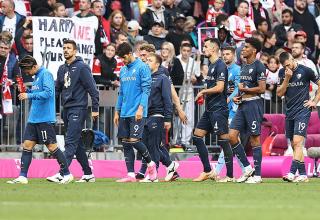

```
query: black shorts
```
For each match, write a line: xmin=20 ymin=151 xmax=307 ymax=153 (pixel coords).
xmin=230 ymin=99 xmax=263 ymax=135
xmin=118 ymin=117 xmax=145 ymax=139
xmin=286 ymin=114 xmax=310 ymax=140
xmin=196 ymin=110 xmax=229 ymax=135
xmin=23 ymin=122 xmax=57 ymax=145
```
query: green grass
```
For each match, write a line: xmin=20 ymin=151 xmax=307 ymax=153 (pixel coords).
xmin=0 ymin=178 xmax=319 ymax=220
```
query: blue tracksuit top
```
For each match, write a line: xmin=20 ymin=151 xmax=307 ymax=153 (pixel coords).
xmin=227 ymin=63 xmax=240 ymax=119
xmin=27 ymin=66 xmax=56 ymax=123
xmin=148 ymin=66 xmax=172 ymax=122
xmin=116 ymin=58 xmax=151 ymax=118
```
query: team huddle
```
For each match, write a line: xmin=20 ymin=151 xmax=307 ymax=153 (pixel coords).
xmin=6 ymin=36 xmax=320 ymax=184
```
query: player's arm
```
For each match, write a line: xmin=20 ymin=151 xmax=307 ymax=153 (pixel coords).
xmin=162 ymin=77 xmax=173 ymax=130
xmin=239 ymin=80 xmax=266 ymax=94
xmin=171 ymin=84 xmax=188 ymax=124
xmin=304 ymin=68 xmax=320 ymax=108
xmin=196 ymin=63 xmax=227 ymax=99
xmin=136 ymin=64 xmax=152 ymax=120
xmin=79 ymin=66 xmax=99 ymax=118
xmin=114 ymin=69 xmax=124 ymax=126
xmin=23 ymin=72 xmax=54 ymax=100
xmin=277 ymin=68 xmax=291 ymax=97
xmin=228 ymin=73 xmax=240 ymax=103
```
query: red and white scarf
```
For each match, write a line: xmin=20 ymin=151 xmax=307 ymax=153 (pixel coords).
xmin=1 ymin=55 xmax=13 ymax=115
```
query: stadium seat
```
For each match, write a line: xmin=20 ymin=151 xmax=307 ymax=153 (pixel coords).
xmin=263 ymin=112 xmax=320 ymax=155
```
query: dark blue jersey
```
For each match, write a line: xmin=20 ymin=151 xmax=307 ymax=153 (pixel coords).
xmin=278 ymin=64 xmax=319 ymax=119
xmin=239 ymin=60 xmax=266 ymax=89
xmin=205 ymin=58 xmax=228 ymax=112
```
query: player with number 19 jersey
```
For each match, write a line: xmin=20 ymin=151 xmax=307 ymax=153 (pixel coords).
xmin=278 ymin=64 xmax=319 ymax=139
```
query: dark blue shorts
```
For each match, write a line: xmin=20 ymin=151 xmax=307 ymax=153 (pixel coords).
xmin=230 ymin=99 xmax=263 ymax=135
xmin=118 ymin=117 xmax=145 ymax=139
xmin=23 ymin=122 xmax=57 ymax=145
xmin=286 ymin=114 xmax=310 ymax=140
xmin=196 ymin=110 xmax=229 ymax=135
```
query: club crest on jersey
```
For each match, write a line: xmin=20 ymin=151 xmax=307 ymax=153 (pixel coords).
xmin=297 ymin=73 xmax=301 ymax=79
xmin=249 ymin=68 xmax=253 ymax=74
xmin=211 ymin=68 xmax=215 ymax=73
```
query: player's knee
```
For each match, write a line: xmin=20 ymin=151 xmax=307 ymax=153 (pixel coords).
xmin=249 ymin=136 xmax=260 ymax=147
xmin=46 ymin=144 xmax=58 ymax=152
xmin=23 ymin=141 xmax=35 ymax=150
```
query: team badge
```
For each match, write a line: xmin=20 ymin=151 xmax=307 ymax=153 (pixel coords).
xmin=249 ymin=68 xmax=253 ymax=73
xmin=297 ymin=74 xmax=301 ymax=79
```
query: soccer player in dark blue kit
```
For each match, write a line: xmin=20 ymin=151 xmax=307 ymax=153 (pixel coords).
xmin=138 ymin=53 xmax=174 ymax=182
xmin=192 ymin=38 xmax=234 ymax=182
xmin=7 ymin=55 xmax=72 ymax=184
xmin=114 ymin=42 xmax=157 ymax=182
xmin=278 ymin=52 xmax=320 ymax=183
xmin=229 ymin=37 xmax=266 ymax=184
xmin=47 ymin=40 xmax=99 ymax=183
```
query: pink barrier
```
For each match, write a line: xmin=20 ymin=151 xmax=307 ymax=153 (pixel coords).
xmin=0 ymin=157 xmax=318 ymax=178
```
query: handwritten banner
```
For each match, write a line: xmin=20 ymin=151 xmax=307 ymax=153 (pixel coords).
xmin=33 ymin=17 xmax=95 ymax=79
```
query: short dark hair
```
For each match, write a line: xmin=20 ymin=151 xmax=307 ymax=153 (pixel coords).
xmin=63 ymin=39 xmax=77 ymax=50
xmin=245 ymin=37 xmax=262 ymax=53
xmin=204 ymin=38 xmax=220 ymax=48
xmin=238 ymin=0 xmax=249 ymax=7
xmin=92 ymin=0 xmax=103 ymax=8
xmin=116 ymin=42 xmax=132 ymax=58
xmin=115 ymin=31 xmax=127 ymax=40
xmin=222 ymin=46 xmax=235 ymax=54
xmin=282 ymin=8 xmax=293 ymax=16
xmin=257 ymin=18 xmax=268 ymax=26
xmin=279 ymin=52 xmax=292 ymax=65
xmin=24 ymin=34 xmax=33 ymax=40
xmin=180 ymin=43 xmax=192 ymax=49
xmin=216 ymin=14 xmax=229 ymax=26
xmin=293 ymin=41 xmax=306 ymax=48
xmin=149 ymin=53 xmax=162 ymax=65
xmin=19 ymin=55 xmax=37 ymax=69
xmin=268 ymin=55 xmax=279 ymax=64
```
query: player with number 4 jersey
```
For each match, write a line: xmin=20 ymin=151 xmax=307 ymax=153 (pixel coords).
xmin=278 ymin=52 xmax=320 ymax=183
xmin=192 ymin=38 xmax=234 ymax=183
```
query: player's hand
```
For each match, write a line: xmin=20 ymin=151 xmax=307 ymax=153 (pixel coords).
xmin=92 ymin=111 xmax=99 ymax=120
xmin=238 ymin=83 xmax=246 ymax=92
xmin=303 ymin=100 xmax=316 ymax=109
xmin=135 ymin=106 xmax=143 ymax=121
xmin=18 ymin=93 xmax=28 ymax=100
xmin=114 ymin=111 xmax=119 ymax=126
xmin=178 ymin=109 xmax=188 ymax=124
xmin=195 ymin=90 xmax=204 ymax=102
xmin=191 ymin=75 xmax=197 ymax=84
xmin=164 ymin=122 xmax=171 ymax=130
xmin=285 ymin=68 xmax=293 ymax=79
xmin=233 ymin=96 xmax=241 ymax=104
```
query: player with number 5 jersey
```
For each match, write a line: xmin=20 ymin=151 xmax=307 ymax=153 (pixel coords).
xmin=229 ymin=37 xmax=266 ymax=184
xmin=278 ymin=52 xmax=320 ymax=183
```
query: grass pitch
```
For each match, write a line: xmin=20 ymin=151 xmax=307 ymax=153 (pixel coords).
xmin=0 ymin=178 xmax=319 ymax=220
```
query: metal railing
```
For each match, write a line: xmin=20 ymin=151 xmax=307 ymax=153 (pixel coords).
xmin=0 ymin=84 xmax=286 ymax=151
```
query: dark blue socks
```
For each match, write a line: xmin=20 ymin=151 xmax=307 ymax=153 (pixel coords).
xmin=232 ymin=143 xmax=250 ymax=167
xmin=20 ymin=149 xmax=32 ymax=177
xmin=252 ymin=146 xmax=262 ymax=176
xmin=123 ymin=141 xmax=135 ymax=173
xmin=52 ymin=148 xmax=70 ymax=176
xmin=193 ymin=135 xmax=211 ymax=173
xmin=219 ymin=139 xmax=233 ymax=178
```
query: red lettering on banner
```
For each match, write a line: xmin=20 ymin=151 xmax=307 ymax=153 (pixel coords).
xmin=73 ymin=25 xmax=91 ymax=40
